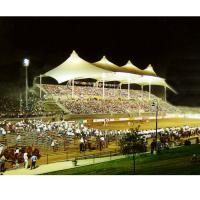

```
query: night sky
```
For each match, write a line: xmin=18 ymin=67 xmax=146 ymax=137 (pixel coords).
xmin=0 ymin=17 xmax=200 ymax=106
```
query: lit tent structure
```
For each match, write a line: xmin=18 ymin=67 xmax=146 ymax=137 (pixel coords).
xmin=44 ymin=51 xmax=110 ymax=83
xmin=44 ymin=51 xmax=111 ymax=98
xmin=120 ymin=61 xmax=177 ymax=98
xmin=143 ymin=64 xmax=157 ymax=76
xmin=92 ymin=56 xmax=177 ymax=99
xmin=93 ymin=56 xmax=123 ymax=72
xmin=120 ymin=60 xmax=144 ymax=75
xmin=92 ymin=56 xmax=141 ymax=98
xmin=134 ymin=75 xmax=177 ymax=100
xmin=43 ymin=50 xmax=177 ymax=100
xmin=93 ymin=56 xmax=153 ymax=76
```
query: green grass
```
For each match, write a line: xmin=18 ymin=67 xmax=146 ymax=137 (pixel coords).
xmin=43 ymin=144 xmax=200 ymax=175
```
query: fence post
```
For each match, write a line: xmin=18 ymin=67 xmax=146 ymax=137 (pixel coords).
xmin=93 ymin=154 xmax=95 ymax=164
xmin=133 ymin=153 xmax=136 ymax=174
xmin=47 ymin=154 xmax=48 ymax=164
xmin=66 ymin=151 xmax=68 ymax=161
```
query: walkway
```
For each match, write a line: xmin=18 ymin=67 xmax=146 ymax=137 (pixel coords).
xmin=3 ymin=154 xmax=126 ymax=175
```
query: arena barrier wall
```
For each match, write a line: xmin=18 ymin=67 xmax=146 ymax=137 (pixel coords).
xmin=86 ymin=113 xmax=200 ymax=124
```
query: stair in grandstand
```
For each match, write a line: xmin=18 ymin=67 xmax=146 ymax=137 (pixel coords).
xmin=41 ymin=100 xmax=69 ymax=114
xmin=35 ymin=83 xmax=48 ymax=94
xmin=34 ymin=84 xmax=70 ymax=114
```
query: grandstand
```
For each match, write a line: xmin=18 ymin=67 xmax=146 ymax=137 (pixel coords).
xmin=0 ymin=50 xmax=180 ymax=119
xmin=34 ymin=84 xmax=179 ymax=116
xmin=30 ymin=50 xmax=179 ymax=118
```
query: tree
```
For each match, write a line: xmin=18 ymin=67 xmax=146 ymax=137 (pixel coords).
xmin=120 ymin=128 xmax=146 ymax=174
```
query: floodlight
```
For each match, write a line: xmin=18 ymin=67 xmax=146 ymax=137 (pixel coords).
xmin=23 ymin=58 xmax=30 ymax=67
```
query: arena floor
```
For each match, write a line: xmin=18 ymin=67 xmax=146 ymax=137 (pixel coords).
xmin=88 ymin=117 xmax=200 ymax=130
xmin=4 ymin=117 xmax=200 ymax=170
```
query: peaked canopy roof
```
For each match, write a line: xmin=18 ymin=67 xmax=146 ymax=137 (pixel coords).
xmin=93 ymin=56 xmax=123 ymax=72
xmin=93 ymin=57 xmax=157 ymax=76
xmin=44 ymin=51 xmax=110 ymax=83
xmin=120 ymin=60 xmax=144 ymax=75
xmin=143 ymin=64 xmax=157 ymax=76
xmin=43 ymin=50 xmax=177 ymax=94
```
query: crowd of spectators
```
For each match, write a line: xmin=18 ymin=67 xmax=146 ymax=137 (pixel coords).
xmin=0 ymin=97 xmax=20 ymax=118
xmin=0 ymin=84 xmax=179 ymax=118
xmin=41 ymin=84 xmax=179 ymax=115
xmin=0 ymin=94 xmax=56 ymax=118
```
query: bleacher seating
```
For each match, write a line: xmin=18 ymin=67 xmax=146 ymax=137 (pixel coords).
xmin=40 ymin=84 xmax=180 ymax=114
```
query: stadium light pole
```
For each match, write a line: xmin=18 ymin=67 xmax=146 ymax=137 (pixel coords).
xmin=152 ymin=99 xmax=158 ymax=152
xmin=23 ymin=58 xmax=30 ymax=111
xmin=39 ymin=74 xmax=42 ymax=99
xmin=19 ymin=93 xmax=22 ymax=113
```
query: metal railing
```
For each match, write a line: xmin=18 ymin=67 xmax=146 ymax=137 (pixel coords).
xmin=38 ymin=149 xmax=121 ymax=165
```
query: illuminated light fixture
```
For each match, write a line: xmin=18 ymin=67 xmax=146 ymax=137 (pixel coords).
xmin=22 ymin=58 xmax=30 ymax=111
xmin=23 ymin=58 xmax=30 ymax=67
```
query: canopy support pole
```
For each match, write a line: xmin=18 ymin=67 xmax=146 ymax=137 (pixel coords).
xmin=119 ymin=83 xmax=122 ymax=97
xmin=149 ymin=82 xmax=151 ymax=100
xmin=72 ymin=79 xmax=74 ymax=98
xmin=39 ymin=74 xmax=42 ymax=99
xmin=19 ymin=93 xmax=22 ymax=113
xmin=103 ymin=78 xmax=105 ymax=99
xmin=128 ymin=81 xmax=130 ymax=100
xmin=164 ymin=86 xmax=167 ymax=102
xmin=141 ymin=85 xmax=144 ymax=99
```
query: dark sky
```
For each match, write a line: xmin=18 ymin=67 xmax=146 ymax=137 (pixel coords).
xmin=0 ymin=17 xmax=200 ymax=106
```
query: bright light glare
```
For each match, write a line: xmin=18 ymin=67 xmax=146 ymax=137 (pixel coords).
xmin=23 ymin=58 xmax=30 ymax=67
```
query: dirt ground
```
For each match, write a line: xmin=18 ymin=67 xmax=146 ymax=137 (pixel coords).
xmin=4 ymin=117 xmax=200 ymax=169
xmin=88 ymin=117 xmax=200 ymax=130
xmin=4 ymin=139 xmax=120 ymax=169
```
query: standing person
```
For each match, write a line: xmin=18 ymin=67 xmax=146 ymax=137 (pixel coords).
xmin=84 ymin=138 xmax=87 ymax=151
xmin=79 ymin=137 xmax=84 ymax=152
xmin=150 ymin=141 xmax=155 ymax=154
xmin=100 ymin=136 xmax=105 ymax=151
xmin=30 ymin=154 xmax=37 ymax=170
xmin=51 ymin=140 xmax=55 ymax=152
xmin=23 ymin=152 xmax=29 ymax=169
xmin=0 ymin=154 xmax=6 ymax=173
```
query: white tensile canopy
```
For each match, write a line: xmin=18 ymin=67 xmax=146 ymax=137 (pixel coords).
xmin=134 ymin=75 xmax=177 ymax=93
xmin=43 ymin=50 xmax=177 ymax=97
xmin=44 ymin=51 xmax=111 ymax=84
xmin=93 ymin=56 xmax=124 ymax=72
xmin=120 ymin=60 xmax=148 ymax=75
xmin=143 ymin=64 xmax=157 ymax=76
xmin=93 ymin=56 xmax=156 ymax=76
xmin=92 ymin=57 xmax=143 ymax=84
